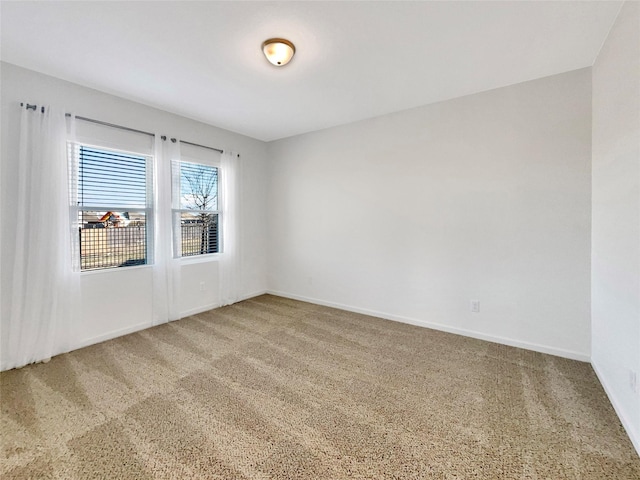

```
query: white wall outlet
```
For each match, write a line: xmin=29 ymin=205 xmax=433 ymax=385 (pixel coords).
xmin=199 ymin=281 xmax=206 ymax=292
xmin=471 ymin=300 xmax=480 ymax=313
xmin=630 ymin=371 xmax=638 ymax=394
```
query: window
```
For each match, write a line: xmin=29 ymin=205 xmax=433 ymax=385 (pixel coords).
xmin=72 ymin=145 xmax=152 ymax=270
xmin=174 ymin=161 xmax=220 ymax=257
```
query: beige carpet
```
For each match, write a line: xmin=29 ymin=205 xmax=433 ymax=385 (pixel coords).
xmin=1 ymin=294 xmax=638 ymax=479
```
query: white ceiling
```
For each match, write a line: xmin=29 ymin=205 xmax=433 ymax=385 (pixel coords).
xmin=1 ymin=1 xmax=622 ymax=141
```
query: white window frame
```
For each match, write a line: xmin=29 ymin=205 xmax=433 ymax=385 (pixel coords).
xmin=69 ymin=142 xmax=154 ymax=272
xmin=172 ymin=157 xmax=222 ymax=259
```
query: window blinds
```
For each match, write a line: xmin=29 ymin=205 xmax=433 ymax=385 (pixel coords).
xmin=78 ymin=146 xmax=148 ymax=208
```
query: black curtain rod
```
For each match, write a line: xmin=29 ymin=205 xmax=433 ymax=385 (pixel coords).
xmin=23 ymin=104 xmax=232 ymax=156
xmin=20 ymin=103 xmax=45 ymax=113
xmin=181 ymin=139 xmax=224 ymax=154
xmin=160 ymin=136 xmax=224 ymax=154
xmin=71 ymin=117 xmax=227 ymax=155
xmin=22 ymin=104 xmax=153 ymax=137
xmin=65 ymin=113 xmax=155 ymax=137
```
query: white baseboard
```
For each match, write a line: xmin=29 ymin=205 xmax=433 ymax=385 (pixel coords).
xmin=72 ymin=291 xmax=269 ymax=352
xmin=592 ymin=361 xmax=640 ymax=457
xmin=179 ymin=290 xmax=268 ymax=318
xmin=266 ymin=290 xmax=590 ymax=362
xmin=180 ymin=303 xmax=220 ymax=318
xmin=75 ymin=321 xmax=152 ymax=350
xmin=239 ymin=290 xmax=269 ymax=301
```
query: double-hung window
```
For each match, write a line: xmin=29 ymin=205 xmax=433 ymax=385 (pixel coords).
xmin=69 ymin=120 xmax=154 ymax=271
xmin=173 ymin=144 xmax=221 ymax=257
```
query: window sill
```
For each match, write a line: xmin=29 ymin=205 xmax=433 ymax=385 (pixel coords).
xmin=80 ymin=264 xmax=153 ymax=276
xmin=178 ymin=253 xmax=221 ymax=265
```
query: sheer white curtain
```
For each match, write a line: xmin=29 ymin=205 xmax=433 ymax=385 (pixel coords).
xmin=152 ymin=137 xmax=182 ymax=324
xmin=4 ymin=105 xmax=79 ymax=370
xmin=219 ymin=150 xmax=241 ymax=305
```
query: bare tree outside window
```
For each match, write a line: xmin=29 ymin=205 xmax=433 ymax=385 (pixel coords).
xmin=179 ymin=162 xmax=219 ymax=256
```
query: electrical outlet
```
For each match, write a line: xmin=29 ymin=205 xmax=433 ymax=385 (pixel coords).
xmin=471 ymin=300 xmax=480 ymax=313
xmin=630 ymin=371 xmax=638 ymax=394
xmin=199 ymin=281 xmax=206 ymax=292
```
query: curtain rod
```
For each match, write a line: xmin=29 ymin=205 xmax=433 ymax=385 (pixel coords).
xmin=72 ymin=117 xmax=226 ymax=155
xmin=161 ymin=136 xmax=223 ymax=154
xmin=22 ymin=103 xmax=156 ymax=137
xmin=23 ymin=104 xmax=231 ymax=156
xmin=65 ymin=113 xmax=155 ymax=137
xmin=20 ymin=102 xmax=45 ymax=113
xmin=180 ymin=139 xmax=224 ymax=154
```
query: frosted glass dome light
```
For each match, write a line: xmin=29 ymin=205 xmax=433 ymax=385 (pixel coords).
xmin=262 ymin=38 xmax=295 ymax=66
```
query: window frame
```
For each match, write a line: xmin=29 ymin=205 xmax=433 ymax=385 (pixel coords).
xmin=172 ymin=158 xmax=222 ymax=260
xmin=70 ymin=142 xmax=154 ymax=272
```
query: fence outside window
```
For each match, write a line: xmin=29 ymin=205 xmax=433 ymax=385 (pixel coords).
xmin=79 ymin=218 xmax=219 ymax=270
xmin=80 ymin=224 xmax=147 ymax=270
xmin=180 ymin=217 xmax=219 ymax=257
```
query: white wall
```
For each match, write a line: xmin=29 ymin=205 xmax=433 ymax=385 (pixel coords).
xmin=591 ymin=1 xmax=640 ymax=454
xmin=1 ymin=62 xmax=268 ymax=353
xmin=267 ymin=68 xmax=592 ymax=360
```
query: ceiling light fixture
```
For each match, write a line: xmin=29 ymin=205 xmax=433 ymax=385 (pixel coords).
xmin=262 ymin=38 xmax=295 ymax=66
